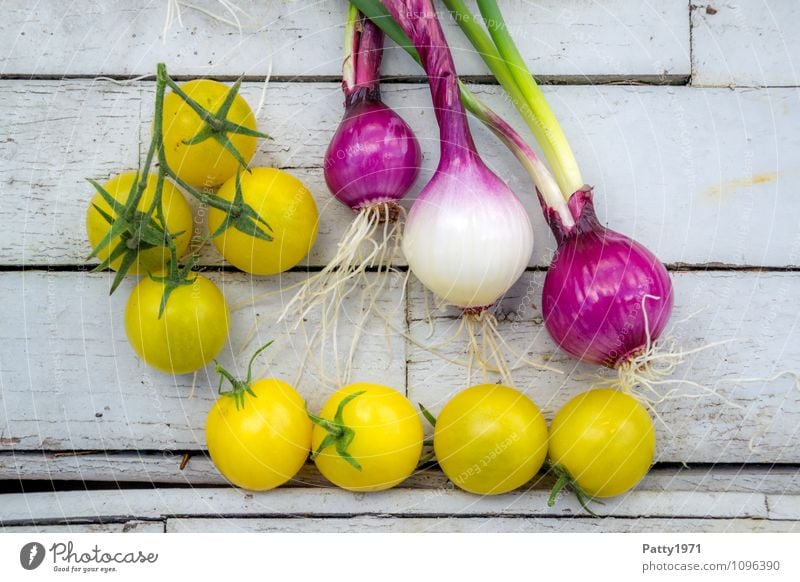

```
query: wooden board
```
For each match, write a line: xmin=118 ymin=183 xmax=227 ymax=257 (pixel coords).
xmin=0 ymin=486 xmax=787 ymax=525
xmin=167 ymin=516 xmax=799 ymax=533
xmin=1 ymin=0 xmax=798 ymax=533
xmin=3 ymin=81 xmax=800 ymax=269
xmin=1 ymin=270 xmax=798 ymax=464
xmin=692 ymin=1 xmax=800 ymax=87
xmin=407 ymin=271 xmax=800 ymax=463
xmin=0 ymin=1 xmax=690 ymax=81
xmin=0 ymin=270 xmax=406 ymax=451
xmin=1 ymin=521 xmax=163 ymax=533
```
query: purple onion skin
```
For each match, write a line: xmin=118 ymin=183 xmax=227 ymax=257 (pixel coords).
xmin=542 ymin=189 xmax=674 ymax=368
xmin=324 ymin=92 xmax=422 ymax=211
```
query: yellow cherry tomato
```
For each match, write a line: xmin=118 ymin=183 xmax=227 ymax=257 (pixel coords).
xmin=311 ymin=383 xmax=423 ymax=492
xmin=124 ymin=272 xmax=229 ymax=374
xmin=85 ymin=172 xmax=192 ymax=274
xmin=549 ymin=388 xmax=656 ymax=498
xmin=208 ymin=167 xmax=319 ymax=275
xmin=161 ymin=79 xmax=258 ymax=188
xmin=206 ymin=378 xmax=312 ymax=491
xmin=433 ymin=384 xmax=548 ymax=495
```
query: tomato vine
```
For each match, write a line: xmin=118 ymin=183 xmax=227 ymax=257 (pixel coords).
xmin=87 ymin=63 xmax=273 ymax=296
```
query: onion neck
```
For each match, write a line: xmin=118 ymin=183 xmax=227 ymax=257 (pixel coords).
xmin=382 ymin=0 xmax=479 ymax=166
xmin=547 ymin=187 xmax=601 ymax=246
xmin=342 ymin=5 xmax=384 ymax=106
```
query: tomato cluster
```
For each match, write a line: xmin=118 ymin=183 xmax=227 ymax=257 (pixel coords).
xmin=86 ymin=67 xmax=318 ymax=374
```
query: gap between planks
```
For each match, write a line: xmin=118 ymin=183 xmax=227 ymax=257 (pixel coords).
xmin=0 ymin=74 xmax=693 ymax=86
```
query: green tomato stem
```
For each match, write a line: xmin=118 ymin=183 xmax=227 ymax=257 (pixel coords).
xmin=418 ymin=402 xmax=437 ymax=428
xmin=547 ymin=464 xmax=602 ymax=518
xmin=214 ymin=341 xmax=274 ymax=410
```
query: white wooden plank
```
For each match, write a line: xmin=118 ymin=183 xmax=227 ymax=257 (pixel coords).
xmin=692 ymin=1 xmax=800 ymax=87
xmin=3 ymin=452 xmax=799 ymax=494
xmin=1 ymin=521 xmax=163 ymax=533
xmin=3 ymin=81 xmax=800 ymax=268
xmin=167 ymin=516 xmax=798 ymax=533
xmin=767 ymin=494 xmax=800 ymax=520
xmin=1 ymin=271 xmax=798 ymax=461
xmin=0 ymin=270 xmax=406 ymax=451
xmin=0 ymin=487 xmax=775 ymax=524
xmin=0 ymin=1 xmax=689 ymax=80
xmin=408 ymin=271 xmax=800 ymax=463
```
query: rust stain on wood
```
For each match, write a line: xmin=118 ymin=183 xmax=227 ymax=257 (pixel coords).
xmin=705 ymin=172 xmax=778 ymax=198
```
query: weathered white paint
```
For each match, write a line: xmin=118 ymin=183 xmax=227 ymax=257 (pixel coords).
xmin=766 ymin=494 xmax=800 ymax=520
xmin=167 ymin=516 xmax=799 ymax=533
xmin=0 ymin=521 xmax=163 ymax=533
xmin=3 ymin=81 xmax=799 ymax=268
xmin=408 ymin=271 xmax=800 ymax=463
xmin=3 ymin=452 xmax=799 ymax=494
xmin=1 ymin=0 xmax=796 ymax=530
xmin=0 ymin=487 xmax=777 ymax=524
xmin=0 ymin=1 xmax=689 ymax=80
xmin=692 ymin=1 xmax=800 ymax=87
xmin=0 ymin=270 xmax=798 ymax=462
xmin=0 ymin=270 xmax=406 ymax=451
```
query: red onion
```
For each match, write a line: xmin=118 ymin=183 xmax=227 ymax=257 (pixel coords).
xmin=325 ymin=8 xmax=421 ymax=213
xmin=324 ymin=94 xmax=421 ymax=212
xmin=542 ymin=189 xmax=674 ymax=368
xmin=279 ymin=7 xmax=421 ymax=386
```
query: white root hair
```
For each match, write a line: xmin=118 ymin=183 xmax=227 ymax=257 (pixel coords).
xmin=234 ymin=203 xmax=406 ymax=388
xmin=593 ymin=295 xmax=743 ymax=425
xmin=163 ymin=0 xmax=252 ymax=39
xmin=375 ymin=296 xmax=563 ymax=388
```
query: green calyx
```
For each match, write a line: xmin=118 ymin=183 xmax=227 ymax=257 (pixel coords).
xmin=547 ymin=464 xmax=604 ymax=518
xmin=161 ymin=70 xmax=270 ymax=170
xmin=149 ymin=243 xmax=197 ymax=319
xmin=87 ymin=174 xmax=185 ymax=295
xmin=215 ymin=341 xmax=275 ymax=411
xmin=208 ymin=168 xmax=273 ymax=242
xmin=87 ymin=62 xmax=274 ymax=300
xmin=308 ymin=391 xmax=366 ymax=471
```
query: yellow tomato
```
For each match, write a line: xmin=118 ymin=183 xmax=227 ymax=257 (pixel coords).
xmin=549 ymin=388 xmax=656 ymax=498
xmin=161 ymin=79 xmax=258 ymax=187
xmin=124 ymin=272 xmax=229 ymax=374
xmin=206 ymin=378 xmax=312 ymax=491
xmin=85 ymin=172 xmax=192 ymax=274
xmin=433 ymin=384 xmax=548 ymax=495
xmin=208 ymin=168 xmax=319 ymax=275
xmin=311 ymin=383 xmax=423 ymax=492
